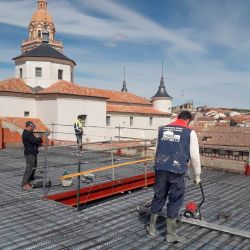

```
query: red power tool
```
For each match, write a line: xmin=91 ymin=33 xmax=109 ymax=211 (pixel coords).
xmin=183 ymin=182 xmax=205 ymax=220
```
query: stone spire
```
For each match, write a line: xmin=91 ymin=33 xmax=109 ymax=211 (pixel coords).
xmin=121 ymin=67 xmax=128 ymax=92
xmin=21 ymin=0 xmax=63 ymax=53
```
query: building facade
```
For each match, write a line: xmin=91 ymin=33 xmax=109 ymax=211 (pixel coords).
xmin=0 ymin=0 xmax=173 ymax=143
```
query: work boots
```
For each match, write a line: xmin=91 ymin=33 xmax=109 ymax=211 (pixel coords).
xmin=166 ymin=217 xmax=185 ymax=243
xmin=146 ymin=214 xmax=158 ymax=236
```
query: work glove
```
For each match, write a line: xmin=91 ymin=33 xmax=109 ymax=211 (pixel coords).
xmin=194 ymin=175 xmax=201 ymax=185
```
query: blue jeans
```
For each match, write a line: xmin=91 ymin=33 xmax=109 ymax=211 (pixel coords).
xmin=151 ymin=170 xmax=185 ymax=218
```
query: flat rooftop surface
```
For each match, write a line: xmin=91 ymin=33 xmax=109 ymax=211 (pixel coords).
xmin=0 ymin=147 xmax=250 ymax=250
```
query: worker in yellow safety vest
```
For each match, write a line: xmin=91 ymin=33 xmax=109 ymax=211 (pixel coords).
xmin=74 ymin=115 xmax=84 ymax=152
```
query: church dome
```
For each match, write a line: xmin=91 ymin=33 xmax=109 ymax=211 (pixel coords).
xmin=31 ymin=9 xmax=53 ymax=24
xmin=31 ymin=0 xmax=53 ymax=24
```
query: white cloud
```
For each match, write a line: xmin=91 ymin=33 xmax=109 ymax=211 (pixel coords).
xmin=0 ymin=0 xmax=205 ymax=52
xmin=0 ymin=0 xmax=249 ymax=109
xmin=183 ymin=1 xmax=250 ymax=53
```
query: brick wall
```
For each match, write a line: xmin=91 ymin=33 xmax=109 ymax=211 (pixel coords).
xmin=0 ymin=120 xmax=23 ymax=148
xmin=2 ymin=128 xmax=22 ymax=147
xmin=0 ymin=121 xmax=3 ymax=149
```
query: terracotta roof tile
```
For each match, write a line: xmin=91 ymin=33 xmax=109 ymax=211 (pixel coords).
xmin=38 ymin=80 xmax=108 ymax=98
xmin=39 ymin=81 xmax=151 ymax=105
xmin=107 ymin=104 xmax=169 ymax=115
xmin=224 ymin=115 xmax=250 ymax=123
xmin=193 ymin=126 xmax=250 ymax=147
xmin=0 ymin=117 xmax=48 ymax=132
xmin=0 ymin=78 xmax=33 ymax=94
xmin=85 ymin=88 xmax=151 ymax=105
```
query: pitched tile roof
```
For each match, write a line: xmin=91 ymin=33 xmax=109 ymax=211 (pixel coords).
xmin=107 ymin=104 xmax=170 ymax=115
xmin=39 ymin=81 xmax=151 ymax=105
xmin=0 ymin=78 xmax=154 ymax=106
xmin=0 ymin=78 xmax=33 ymax=94
xmin=193 ymin=126 xmax=250 ymax=147
xmin=0 ymin=117 xmax=48 ymax=132
xmin=224 ymin=115 xmax=250 ymax=124
xmin=95 ymin=88 xmax=151 ymax=105
xmin=38 ymin=80 xmax=108 ymax=98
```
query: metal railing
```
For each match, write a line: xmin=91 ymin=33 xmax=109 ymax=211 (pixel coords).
xmin=41 ymin=132 xmax=155 ymax=211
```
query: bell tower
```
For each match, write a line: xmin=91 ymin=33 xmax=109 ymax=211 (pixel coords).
xmin=21 ymin=0 xmax=63 ymax=53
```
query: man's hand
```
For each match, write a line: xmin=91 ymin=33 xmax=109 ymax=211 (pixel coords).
xmin=194 ymin=175 xmax=201 ymax=185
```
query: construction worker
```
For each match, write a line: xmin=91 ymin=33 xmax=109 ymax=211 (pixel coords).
xmin=74 ymin=115 xmax=84 ymax=152
xmin=146 ymin=110 xmax=201 ymax=243
xmin=21 ymin=121 xmax=43 ymax=190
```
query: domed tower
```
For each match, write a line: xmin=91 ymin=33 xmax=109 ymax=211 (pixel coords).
xmin=14 ymin=29 xmax=76 ymax=89
xmin=152 ymin=63 xmax=173 ymax=113
xmin=21 ymin=0 xmax=63 ymax=53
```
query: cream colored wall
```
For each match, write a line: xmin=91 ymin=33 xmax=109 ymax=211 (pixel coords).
xmin=42 ymin=97 xmax=171 ymax=142
xmin=104 ymin=114 xmax=171 ymax=140
xmin=0 ymin=95 xmax=171 ymax=142
xmin=0 ymin=96 xmax=36 ymax=117
xmin=52 ymin=97 xmax=107 ymax=141
xmin=36 ymin=98 xmax=58 ymax=133
xmin=153 ymin=99 xmax=172 ymax=113
xmin=15 ymin=61 xmax=72 ymax=88
xmin=201 ymin=156 xmax=246 ymax=173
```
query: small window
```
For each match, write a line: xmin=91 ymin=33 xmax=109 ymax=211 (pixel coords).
xmin=58 ymin=69 xmax=63 ymax=80
xmin=24 ymin=111 xmax=30 ymax=117
xmin=232 ymin=151 xmax=240 ymax=156
xmin=149 ymin=117 xmax=153 ymax=126
xmin=35 ymin=67 xmax=42 ymax=77
xmin=106 ymin=116 xmax=111 ymax=126
xmin=130 ymin=117 xmax=134 ymax=126
xmin=219 ymin=150 xmax=226 ymax=155
xmin=19 ymin=68 xmax=23 ymax=78
xmin=38 ymin=30 xmax=41 ymax=38
xmin=202 ymin=136 xmax=212 ymax=141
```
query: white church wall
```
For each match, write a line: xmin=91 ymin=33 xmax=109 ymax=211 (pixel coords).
xmin=37 ymin=98 xmax=171 ymax=142
xmin=53 ymin=97 xmax=107 ymax=141
xmin=105 ymin=114 xmax=171 ymax=140
xmin=36 ymin=98 xmax=58 ymax=133
xmin=153 ymin=99 xmax=172 ymax=113
xmin=16 ymin=61 xmax=72 ymax=88
xmin=0 ymin=96 xmax=36 ymax=117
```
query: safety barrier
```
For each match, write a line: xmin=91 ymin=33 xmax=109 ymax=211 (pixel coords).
xmin=40 ymin=132 xmax=155 ymax=211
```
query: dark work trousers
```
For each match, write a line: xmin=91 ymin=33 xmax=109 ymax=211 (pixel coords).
xmin=151 ymin=170 xmax=185 ymax=218
xmin=76 ymin=133 xmax=83 ymax=150
xmin=21 ymin=154 xmax=37 ymax=186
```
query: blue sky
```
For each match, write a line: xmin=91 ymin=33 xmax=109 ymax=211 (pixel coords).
xmin=0 ymin=0 xmax=249 ymax=109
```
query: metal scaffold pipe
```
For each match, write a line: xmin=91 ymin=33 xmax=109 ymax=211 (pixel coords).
xmin=60 ymin=158 xmax=154 ymax=180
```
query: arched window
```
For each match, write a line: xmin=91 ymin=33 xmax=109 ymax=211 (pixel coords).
xmin=38 ymin=30 xmax=41 ymax=38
